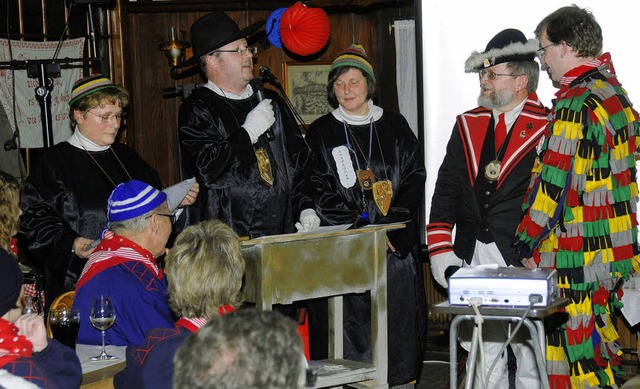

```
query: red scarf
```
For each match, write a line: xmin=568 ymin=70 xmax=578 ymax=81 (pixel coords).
xmin=559 ymin=52 xmax=615 ymax=88
xmin=0 ymin=318 xmax=33 ymax=368
xmin=174 ymin=305 xmax=235 ymax=333
xmin=76 ymin=232 xmax=162 ymax=291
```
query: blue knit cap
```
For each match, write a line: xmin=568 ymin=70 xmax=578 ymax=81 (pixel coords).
xmin=107 ymin=180 xmax=167 ymax=222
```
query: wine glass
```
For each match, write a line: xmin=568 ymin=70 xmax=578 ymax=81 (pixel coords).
xmin=49 ymin=307 xmax=81 ymax=349
xmin=89 ymin=295 xmax=117 ymax=361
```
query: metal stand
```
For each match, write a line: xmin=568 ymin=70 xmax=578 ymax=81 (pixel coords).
xmin=433 ymin=299 xmax=569 ymax=389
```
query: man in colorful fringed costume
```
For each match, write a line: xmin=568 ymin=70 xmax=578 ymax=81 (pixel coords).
xmin=428 ymin=28 xmax=549 ymax=388
xmin=515 ymin=5 xmax=640 ymax=388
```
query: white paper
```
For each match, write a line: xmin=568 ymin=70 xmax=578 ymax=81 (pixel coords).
xmin=163 ymin=177 xmax=196 ymax=212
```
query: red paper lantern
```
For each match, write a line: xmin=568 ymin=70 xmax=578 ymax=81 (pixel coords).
xmin=280 ymin=2 xmax=330 ymax=56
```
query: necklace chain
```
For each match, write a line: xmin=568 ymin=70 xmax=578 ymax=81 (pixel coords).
xmin=82 ymin=146 xmax=133 ymax=187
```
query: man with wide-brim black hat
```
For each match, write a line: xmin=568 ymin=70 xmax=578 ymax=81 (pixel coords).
xmin=177 ymin=12 xmax=319 ymax=239
xmin=427 ymin=28 xmax=550 ymax=388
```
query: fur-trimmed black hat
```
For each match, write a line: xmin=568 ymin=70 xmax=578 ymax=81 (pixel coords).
xmin=464 ymin=28 xmax=538 ymax=72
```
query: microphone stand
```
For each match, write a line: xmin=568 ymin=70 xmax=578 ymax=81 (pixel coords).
xmin=0 ymin=58 xmax=94 ymax=148
xmin=0 ymin=0 xmax=104 ymax=148
xmin=261 ymin=76 xmax=308 ymax=133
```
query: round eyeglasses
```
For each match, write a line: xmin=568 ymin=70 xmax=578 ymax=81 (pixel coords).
xmin=87 ymin=110 xmax=126 ymax=123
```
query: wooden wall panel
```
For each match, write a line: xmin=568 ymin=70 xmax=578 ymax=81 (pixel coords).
xmin=121 ymin=10 xmax=381 ymax=188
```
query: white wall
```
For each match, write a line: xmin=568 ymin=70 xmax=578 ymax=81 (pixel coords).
xmin=421 ymin=1 xmax=640 ymax=227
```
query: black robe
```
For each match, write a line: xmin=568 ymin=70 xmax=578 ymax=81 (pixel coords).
xmin=178 ymin=86 xmax=313 ymax=238
xmin=305 ymin=110 xmax=426 ymax=385
xmin=19 ymin=142 xmax=161 ymax=309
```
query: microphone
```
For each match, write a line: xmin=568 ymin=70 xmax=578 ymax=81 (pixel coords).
xmin=259 ymin=66 xmax=282 ymax=90
xmin=4 ymin=131 xmax=18 ymax=151
xmin=249 ymin=77 xmax=275 ymax=141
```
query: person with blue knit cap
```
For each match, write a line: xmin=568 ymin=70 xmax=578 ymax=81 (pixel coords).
xmin=73 ymin=180 xmax=175 ymax=347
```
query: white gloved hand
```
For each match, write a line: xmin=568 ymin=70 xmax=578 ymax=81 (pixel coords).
xmin=295 ymin=208 xmax=321 ymax=232
xmin=430 ymin=251 xmax=464 ymax=289
xmin=242 ymin=99 xmax=275 ymax=144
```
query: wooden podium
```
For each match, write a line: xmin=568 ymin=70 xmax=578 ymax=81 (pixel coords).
xmin=241 ymin=223 xmax=404 ymax=389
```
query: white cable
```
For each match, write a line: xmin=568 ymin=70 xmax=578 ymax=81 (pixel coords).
xmin=470 ymin=298 xmax=485 ymax=389
xmin=483 ymin=301 xmax=534 ymax=389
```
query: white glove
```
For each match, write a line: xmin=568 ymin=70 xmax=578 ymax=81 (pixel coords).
xmin=242 ymin=99 xmax=275 ymax=144
xmin=295 ymin=208 xmax=321 ymax=232
xmin=430 ymin=251 xmax=463 ymax=289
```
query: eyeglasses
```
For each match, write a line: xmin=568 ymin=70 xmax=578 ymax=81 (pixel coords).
xmin=145 ymin=213 xmax=177 ymax=224
xmin=209 ymin=46 xmax=257 ymax=56
xmin=536 ymin=43 xmax=555 ymax=58
xmin=478 ymin=69 xmax=520 ymax=80
xmin=87 ymin=110 xmax=126 ymax=123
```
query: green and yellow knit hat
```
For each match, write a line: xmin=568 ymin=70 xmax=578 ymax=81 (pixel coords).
xmin=69 ymin=74 xmax=113 ymax=106
xmin=329 ymin=44 xmax=376 ymax=83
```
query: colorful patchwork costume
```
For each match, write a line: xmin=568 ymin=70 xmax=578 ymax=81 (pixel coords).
xmin=516 ymin=53 xmax=640 ymax=388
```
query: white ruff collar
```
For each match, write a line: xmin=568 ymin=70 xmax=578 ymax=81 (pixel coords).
xmin=332 ymin=100 xmax=383 ymax=125
xmin=205 ymin=80 xmax=253 ymax=100
xmin=67 ymin=127 xmax=110 ymax=151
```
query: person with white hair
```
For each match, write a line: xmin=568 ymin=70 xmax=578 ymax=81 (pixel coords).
xmin=73 ymin=179 xmax=175 ymax=346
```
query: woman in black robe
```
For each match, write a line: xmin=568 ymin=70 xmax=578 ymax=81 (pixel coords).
xmin=19 ymin=75 xmax=196 ymax=311
xmin=305 ymin=44 xmax=426 ymax=387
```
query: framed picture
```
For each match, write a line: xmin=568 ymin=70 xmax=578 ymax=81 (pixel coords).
xmin=283 ymin=61 xmax=333 ymax=125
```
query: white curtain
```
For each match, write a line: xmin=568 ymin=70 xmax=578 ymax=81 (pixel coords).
xmin=393 ymin=19 xmax=417 ymax=136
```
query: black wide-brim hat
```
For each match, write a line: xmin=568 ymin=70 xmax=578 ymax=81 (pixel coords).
xmin=183 ymin=11 xmax=265 ymax=67
xmin=464 ymin=28 xmax=538 ymax=72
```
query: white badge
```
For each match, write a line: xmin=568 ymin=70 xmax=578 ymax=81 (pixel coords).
xmin=332 ymin=146 xmax=357 ymax=188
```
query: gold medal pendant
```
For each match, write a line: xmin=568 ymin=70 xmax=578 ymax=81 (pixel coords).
xmin=255 ymin=148 xmax=274 ymax=186
xmin=357 ymin=169 xmax=375 ymax=190
xmin=372 ymin=179 xmax=392 ymax=216
xmin=484 ymin=160 xmax=501 ymax=183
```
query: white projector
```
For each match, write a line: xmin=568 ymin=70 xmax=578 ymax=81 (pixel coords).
xmin=448 ymin=266 xmax=557 ymax=307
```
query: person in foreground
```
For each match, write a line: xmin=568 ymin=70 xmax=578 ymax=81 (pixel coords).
xmin=19 ymin=74 xmax=179 ymax=313
xmin=0 ymin=248 xmax=82 ymax=389
xmin=173 ymin=308 xmax=306 ymax=389
xmin=427 ymin=29 xmax=548 ymax=387
xmin=73 ymin=179 xmax=175 ymax=346
xmin=515 ymin=6 xmax=640 ymax=388
xmin=114 ymin=220 xmax=245 ymax=389
xmin=178 ymin=11 xmax=319 ymax=238
xmin=305 ymin=44 xmax=425 ymax=387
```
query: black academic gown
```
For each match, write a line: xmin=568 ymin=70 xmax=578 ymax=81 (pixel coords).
xmin=305 ymin=110 xmax=426 ymax=385
xmin=178 ymin=86 xmax=313 ymax=238
xmin=19 ymin=142 xmax=161 ymax=309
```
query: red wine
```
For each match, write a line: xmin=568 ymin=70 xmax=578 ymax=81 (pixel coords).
xmin=50 ymin=322 xmax=80 ymax=349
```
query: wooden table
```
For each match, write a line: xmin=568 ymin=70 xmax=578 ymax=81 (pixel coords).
xmin=242 ymin=224 xmax=404 ymax=389
xmin=78 ymin=345 xmax=126 ymax=389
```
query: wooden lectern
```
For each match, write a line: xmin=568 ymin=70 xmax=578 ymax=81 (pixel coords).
xmin=241 ymin=223 xmax=404 ymax=389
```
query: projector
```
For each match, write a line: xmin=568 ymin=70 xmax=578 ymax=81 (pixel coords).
xmin=448 ymin=266 xmax=557 ymax=307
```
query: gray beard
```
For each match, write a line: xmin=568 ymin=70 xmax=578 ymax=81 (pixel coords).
xmin=477 ymin=89 xmax=515 ymax=110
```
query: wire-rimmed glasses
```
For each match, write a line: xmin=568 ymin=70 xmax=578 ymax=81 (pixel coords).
xmin=536 ymin=43 xmax=555 ymax=59
xmin=478 ymin=69 xmax=521 ymax=80
xmin=209 ymin=46 xmax=257 ymax=56
xmin=87 ymin=110 xmax=126 ymax=123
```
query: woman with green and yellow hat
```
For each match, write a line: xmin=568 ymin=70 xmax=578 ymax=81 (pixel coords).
xmin=305 ymin=44 xmax=426 ymax=387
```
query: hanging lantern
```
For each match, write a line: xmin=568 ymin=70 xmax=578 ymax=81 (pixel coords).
xmin=266 ymin=7 xmax=288 ymax=49
xmin=279 ymin=2 xmax=330 ymax=56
